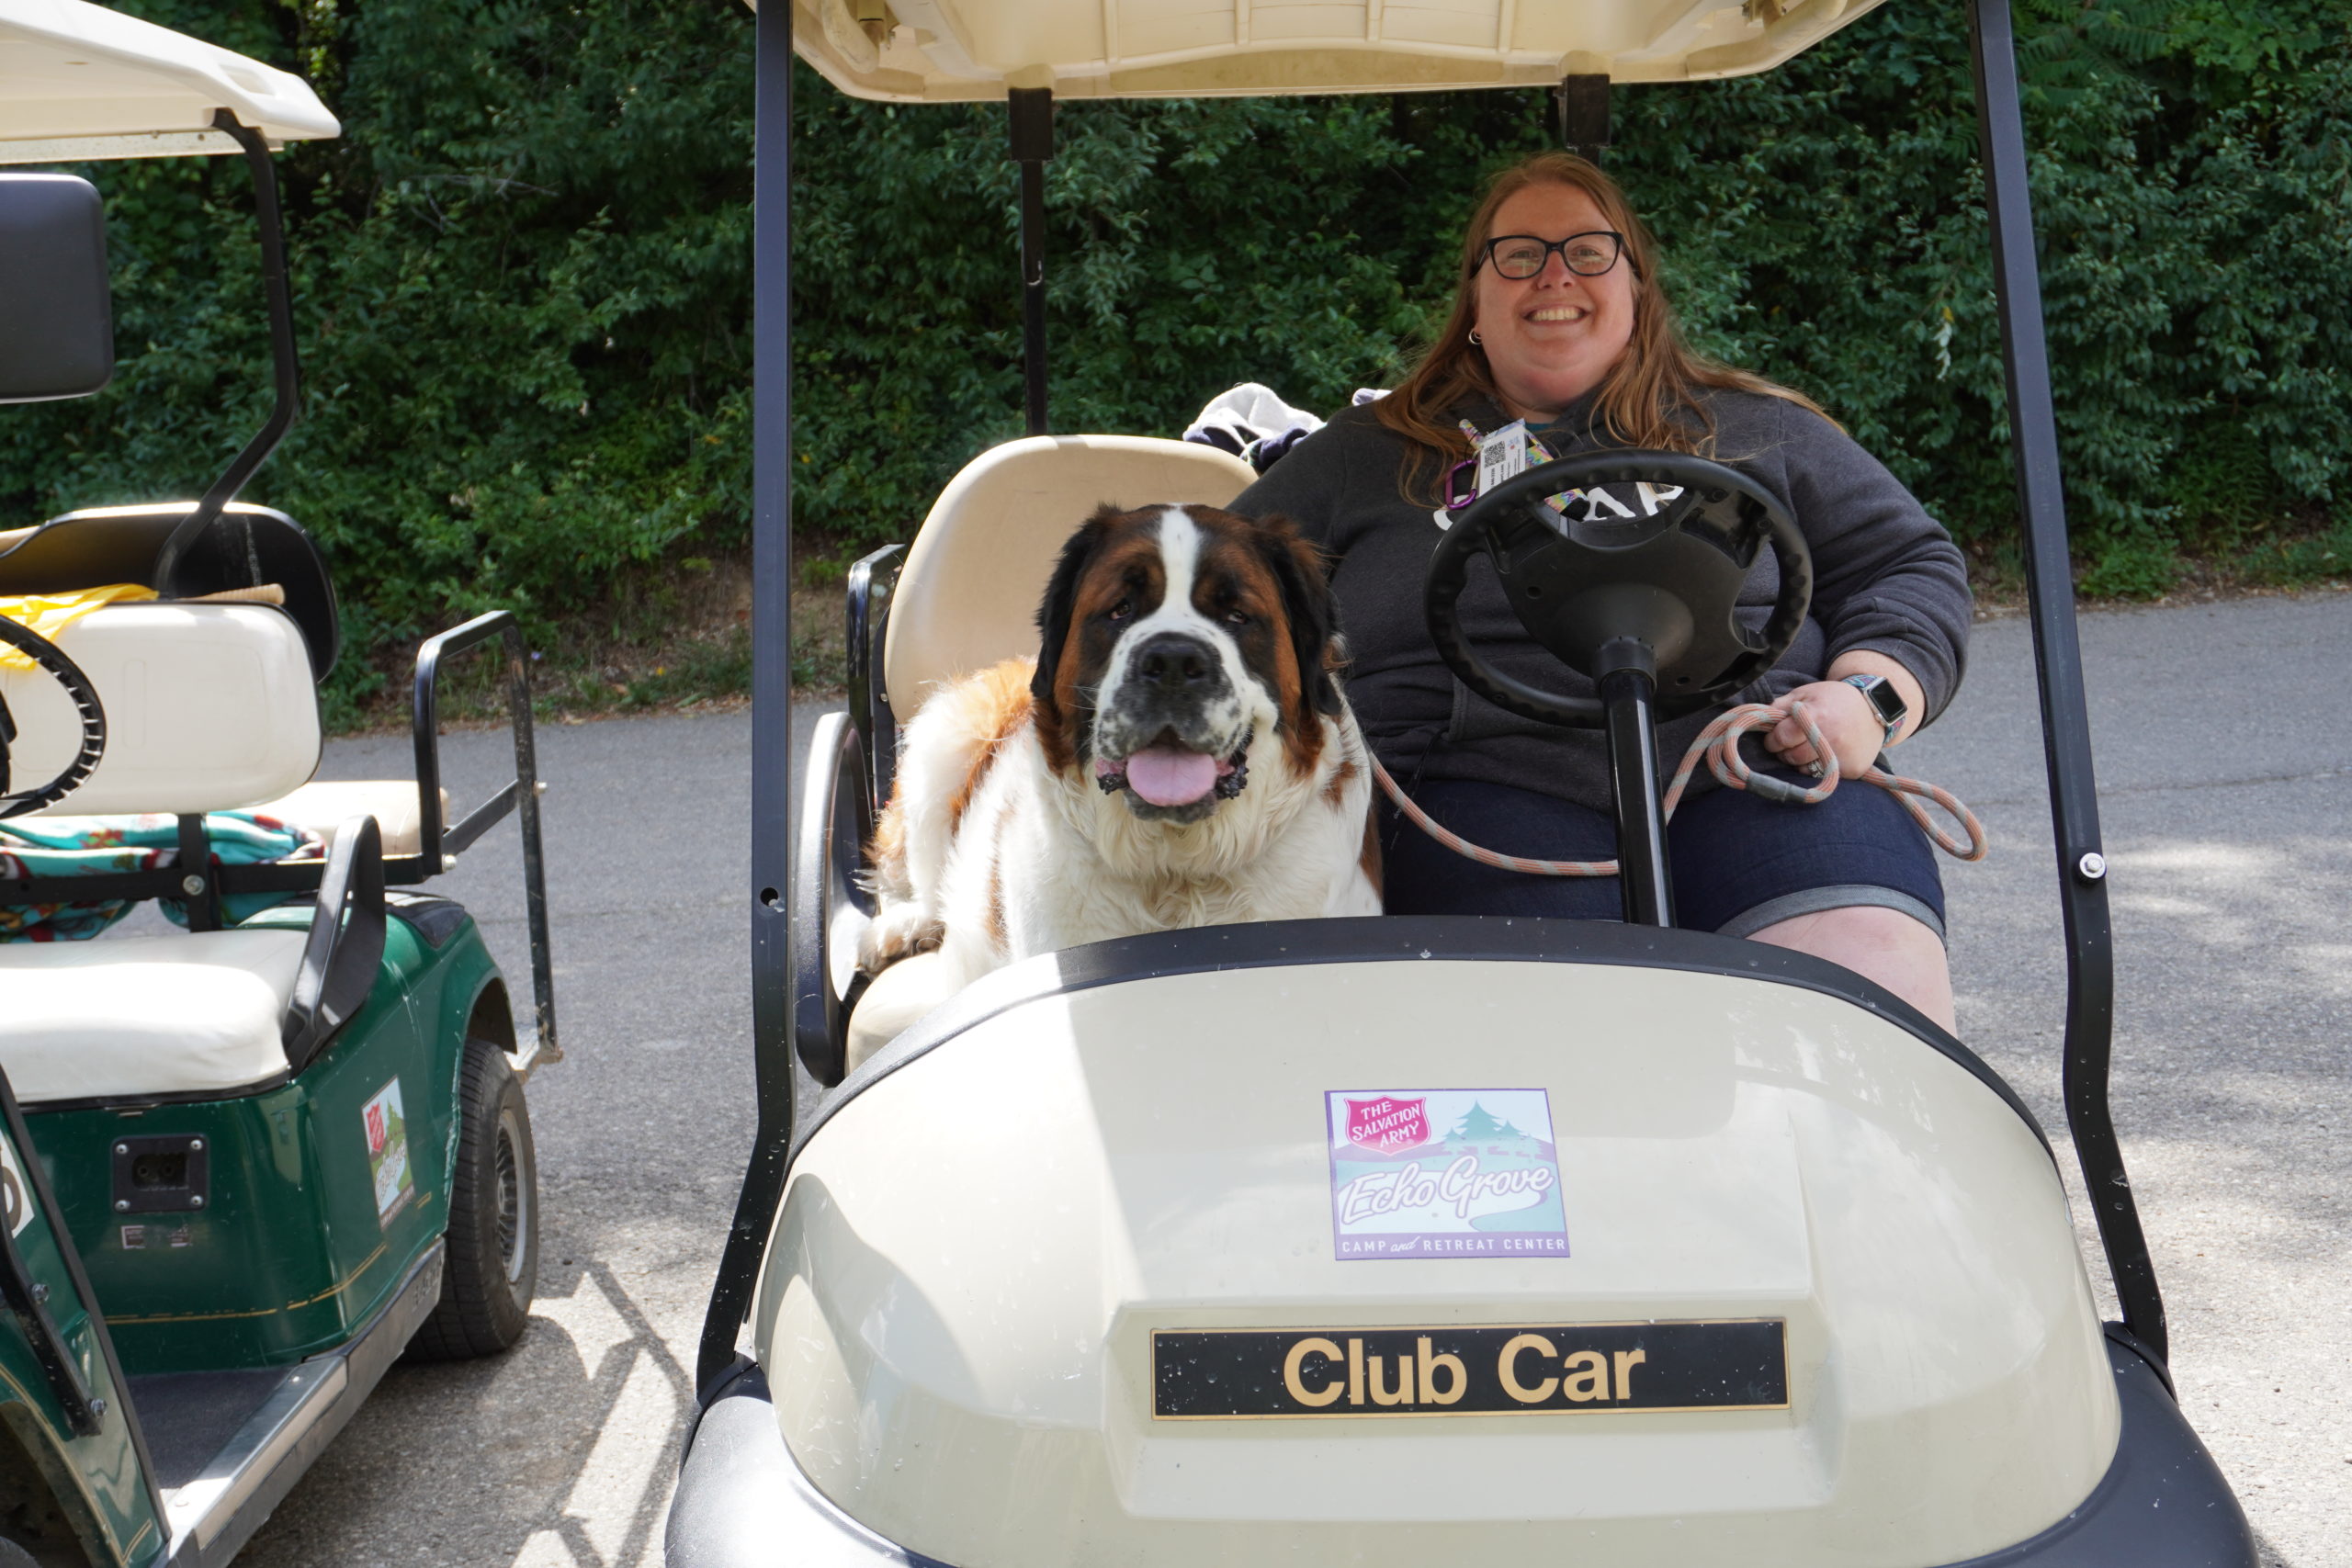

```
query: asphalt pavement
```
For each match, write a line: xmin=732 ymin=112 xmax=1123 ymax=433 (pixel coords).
xmin=229 ymin=589 xmax=2351 ymax=1567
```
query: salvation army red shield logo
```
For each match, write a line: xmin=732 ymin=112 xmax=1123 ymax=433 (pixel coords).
xmin=1345 ymin=1096 xmax=1428 ymax=1153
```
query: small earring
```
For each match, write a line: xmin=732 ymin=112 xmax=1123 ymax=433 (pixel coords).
xmin=1468 ymin=329 xmax=1483 ymax=345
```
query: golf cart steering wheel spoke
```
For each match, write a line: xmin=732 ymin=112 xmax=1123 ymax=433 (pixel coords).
xmin=1424 ymin=450 xmax=1813 ymax=728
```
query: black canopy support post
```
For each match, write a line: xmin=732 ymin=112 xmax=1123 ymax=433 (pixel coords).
xmin=1597 ymin=639 xmax=1672 ymax=927
xmin=1554 ymin=73 xmax=1610 ymax=163
xmin=1968 ymin=0 xmax=2165 ymax=1362
xmin=154 ymin=112 xmax=300 ymax=598
xmin=698 ymin=0 xmax=797 ymax=1400
xmin=1008 ymin=86 xmax=1055 ymax=436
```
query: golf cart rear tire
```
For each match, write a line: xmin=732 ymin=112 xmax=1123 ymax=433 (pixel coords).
xmin=407 ymin=1038 xmax=537 ymax=1361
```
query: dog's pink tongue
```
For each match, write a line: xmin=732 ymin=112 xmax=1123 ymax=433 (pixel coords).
xmin=1124 ymin=745 xmax=1218 ymax=807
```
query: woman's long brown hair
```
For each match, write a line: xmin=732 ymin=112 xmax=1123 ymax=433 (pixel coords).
xmin=1374 ymin=152 xmax=1833 ymax=503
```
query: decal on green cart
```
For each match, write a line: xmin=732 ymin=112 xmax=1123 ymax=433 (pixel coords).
xmin=364 ymin=1079 xmax=413 ymax=1224
xmin=1326 ymin=1089 xmax=1567 ymax=1259
xmin=0 ymin=1136 xmax=28 ymax=1236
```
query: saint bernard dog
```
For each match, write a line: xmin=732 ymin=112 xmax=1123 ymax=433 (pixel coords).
xmin=858 ymin=502 xmax=1379 ymax=1000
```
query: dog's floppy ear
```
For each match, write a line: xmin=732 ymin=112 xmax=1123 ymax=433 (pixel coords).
xmin=1251 ymin=513 xmax=1344 ymax=719
xmin=1031 ymin=505 xmax=1117 ymax=713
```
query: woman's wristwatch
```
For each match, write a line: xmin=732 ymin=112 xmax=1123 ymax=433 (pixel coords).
xmin=1841 ymin=672 xmax=1908 ymax=746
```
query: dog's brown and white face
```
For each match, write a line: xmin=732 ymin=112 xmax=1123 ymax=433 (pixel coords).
xmin=1028 ymin=503 xmax=1341 ymax=825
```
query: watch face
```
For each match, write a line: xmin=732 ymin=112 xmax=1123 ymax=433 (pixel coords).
xmin=1849 ymin=674 xmax=1905 ymax=727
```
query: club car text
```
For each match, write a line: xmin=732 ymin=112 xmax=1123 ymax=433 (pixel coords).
xmin=1152 ymin=1320 xmax=1788 ymax=1418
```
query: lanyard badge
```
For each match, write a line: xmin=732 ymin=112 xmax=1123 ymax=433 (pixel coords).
xmin=1436 ymin=419 xmax=1549 ymax=531
xmin=1433 ymin=420 xmax=1686 ymax=531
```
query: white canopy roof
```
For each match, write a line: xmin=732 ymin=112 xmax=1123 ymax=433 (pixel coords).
xmin=0 ymin=0 xmax=339 ymax=165
xmin=773 ymin=0 xmax=1889 ymax=103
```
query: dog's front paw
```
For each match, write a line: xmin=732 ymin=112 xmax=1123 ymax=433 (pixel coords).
xmin=860 ymin=904 xmax=944 ymax=973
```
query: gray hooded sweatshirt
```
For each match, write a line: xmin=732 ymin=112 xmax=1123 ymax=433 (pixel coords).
xmin=1227 ymin=387 xmax=1973 ymax=810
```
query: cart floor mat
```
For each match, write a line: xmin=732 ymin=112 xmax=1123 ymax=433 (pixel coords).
xmin=127 ymin=1368 xmax=288 ymax=1490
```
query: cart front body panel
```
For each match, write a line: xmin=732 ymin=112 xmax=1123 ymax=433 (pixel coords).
xmin=751 ymin=922 xmax=2123 ymax=1568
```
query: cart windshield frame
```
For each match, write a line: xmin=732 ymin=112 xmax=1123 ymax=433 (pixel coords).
xmin=706 ymin=0 xmax=2161 ymax=1393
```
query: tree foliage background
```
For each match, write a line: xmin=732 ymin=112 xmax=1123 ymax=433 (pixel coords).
xmin=2 ymin=0 xmax=2346 ymax=712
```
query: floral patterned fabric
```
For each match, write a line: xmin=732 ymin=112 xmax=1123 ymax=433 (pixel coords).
xmin=0 ymin=812 xmax=323 ymax=942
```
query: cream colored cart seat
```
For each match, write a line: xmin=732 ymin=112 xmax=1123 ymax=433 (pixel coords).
xmin=847 ymin=434 xmax=1256 ymax=1069
xmin=31 ymin=781 xmax=437 ymax=863
xmin=251 ymin=779 xmax=436 ymax=858
xmin=1 ymin=600 xmax=322 ymax=817
xmin=0 ymin=931 xmax=306 ymax=1104
xmin=3 ymin=600 xmax=440 ymax=848
xmin=0 ymin=594 xmax=365 ymax=1104
xmin=881 ymin=434 xmax=1256 ymax=718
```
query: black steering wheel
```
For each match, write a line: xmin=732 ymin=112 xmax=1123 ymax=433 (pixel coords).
xmin=1425 ymin=450 xmax=1812 ymax=728
xmin=0 ymin=614 xmax=107 ymax=819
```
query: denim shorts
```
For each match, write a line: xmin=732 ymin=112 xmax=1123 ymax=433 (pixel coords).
xmin=1377 ymin=767 xmax=1946 ymax=941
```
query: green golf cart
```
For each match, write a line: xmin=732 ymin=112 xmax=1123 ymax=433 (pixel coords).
xmin=0 ymin=5 xmax=556 ymax=1562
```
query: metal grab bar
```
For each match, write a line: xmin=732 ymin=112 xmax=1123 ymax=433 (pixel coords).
xmin=412 ymin=610 xmax=560 ymax=1068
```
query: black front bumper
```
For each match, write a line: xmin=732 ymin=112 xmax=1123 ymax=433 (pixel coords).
xmin=665 ymin=1337 xmax=2255 ymax=1568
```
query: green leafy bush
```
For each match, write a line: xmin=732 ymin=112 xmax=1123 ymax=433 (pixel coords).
xmin=1 ymin=0 xmax=2345 ymax=719
xmin=2 ymin=0 xmax=754 ymax=716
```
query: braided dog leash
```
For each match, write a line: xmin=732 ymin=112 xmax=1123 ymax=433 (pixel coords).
xmin=1368 ymin=695 xmax=1987 ymax=878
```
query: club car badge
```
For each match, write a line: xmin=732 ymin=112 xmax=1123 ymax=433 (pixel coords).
xmin=1325 ymin=1089 xmax=1567 ymax=1259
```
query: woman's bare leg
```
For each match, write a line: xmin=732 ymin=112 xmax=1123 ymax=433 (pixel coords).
xmin=1746 ymin=905 xmax=1956 ymax=1033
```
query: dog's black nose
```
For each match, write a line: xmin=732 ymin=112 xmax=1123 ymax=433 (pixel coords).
xmin=1134 ymin=634 xmax=1217 ymax=691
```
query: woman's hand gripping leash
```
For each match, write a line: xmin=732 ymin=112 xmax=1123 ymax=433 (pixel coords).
xmin=1366 ymin=695 xmax=1988 ymax=879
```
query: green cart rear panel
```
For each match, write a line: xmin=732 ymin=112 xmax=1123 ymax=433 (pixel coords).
xmin=26 ymin=910 xmax=501 ymax=1374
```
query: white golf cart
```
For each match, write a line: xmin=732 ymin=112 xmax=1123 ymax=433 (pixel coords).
xmin=669 ymin=1 xmax=2256 ymax=1564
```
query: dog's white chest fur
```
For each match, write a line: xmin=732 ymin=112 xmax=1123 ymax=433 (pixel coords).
xmin=998 ymin=717 xmax=1374 ymax=957
xmin=861 ymin=664 xmax=1377 ymax=990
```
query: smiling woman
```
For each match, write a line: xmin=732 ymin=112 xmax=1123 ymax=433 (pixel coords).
xmin=1470 ymin=184 xmax=1639 ymax=420
xmin=1230 ymin=152 xmax=1975 ymax=1028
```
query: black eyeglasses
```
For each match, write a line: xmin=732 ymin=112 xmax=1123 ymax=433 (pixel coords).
xmin=1476 ymin=231 xmax=1626 ymax=280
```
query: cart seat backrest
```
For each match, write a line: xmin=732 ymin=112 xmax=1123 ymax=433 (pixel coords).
xmin=882 ymin=435 xmax=1258 ymax=719
xmin=0 ymin=502 xmax=342 ymax=678
xmin=2 ymin=600 xmax=322 ymax=817
xmin=2 ymin=506 xmax=331 ymax=817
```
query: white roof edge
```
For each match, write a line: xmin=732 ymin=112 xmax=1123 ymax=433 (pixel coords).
xmin=758 ymin=0 xmax=1889 ymax=105
xmin=0 ymin=0 xmax=338 ymax=162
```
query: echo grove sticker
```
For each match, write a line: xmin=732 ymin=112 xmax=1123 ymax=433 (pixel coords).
xmin=364 ymin=1079 xmax=413 ymax=1224
xmin=1326 ymin=1089 xmax=1568 ymax=1259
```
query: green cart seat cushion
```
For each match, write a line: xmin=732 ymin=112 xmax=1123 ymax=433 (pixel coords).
xmin=0 ymin=928 xmax=305 ymax=1103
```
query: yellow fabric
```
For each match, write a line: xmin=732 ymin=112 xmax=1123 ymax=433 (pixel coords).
xmin=0 ymin=584 xmax=156 ymax=671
